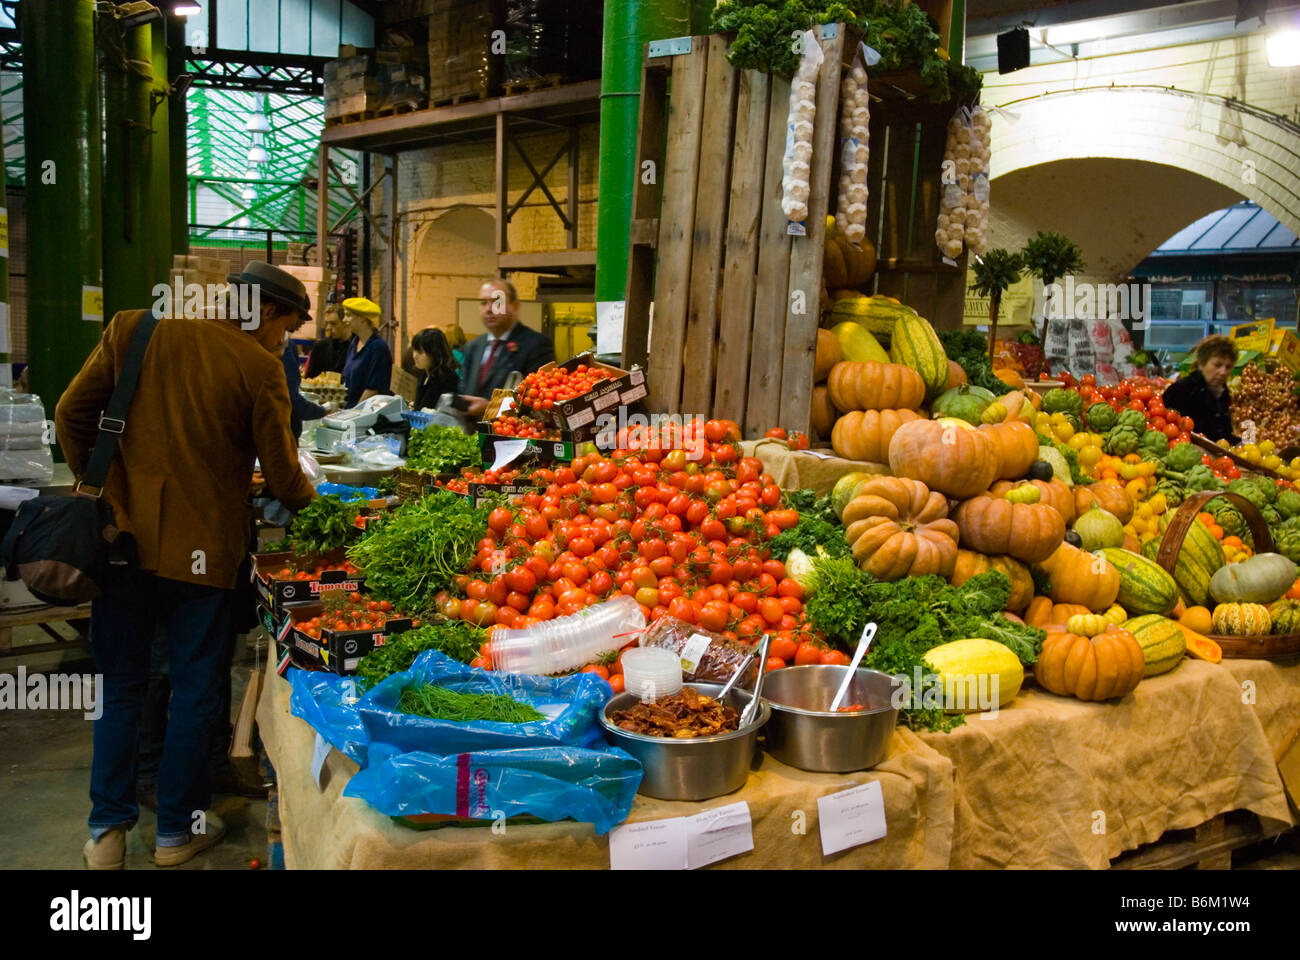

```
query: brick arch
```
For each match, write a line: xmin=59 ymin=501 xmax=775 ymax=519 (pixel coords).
xmin=989 ymin=87 xmax=1300 ymax=238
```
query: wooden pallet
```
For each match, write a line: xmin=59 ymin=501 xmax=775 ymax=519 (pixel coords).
xmin=325 ymin=110 xmax=376 ymax=128
xmin=374 ymin=100 xmax=422 ymax=118
xmin=428 ymin=87 xmax=492 ymax=108
xmin=623 ymin=27 xmax=854 ymax=438
xmin=502 ymin=73 xmax=563 ymax=96
xmin=1111 ymin=811 xmax=1293 ymax=870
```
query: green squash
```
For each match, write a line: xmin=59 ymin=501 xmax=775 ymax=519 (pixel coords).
xmin=931 ymin=385 xmax=996 ymax=426
xmin=1073 ymin=505 xmax=1124 ymax=551
xmin=1208 ymin=552 xmax=1298 ymax=604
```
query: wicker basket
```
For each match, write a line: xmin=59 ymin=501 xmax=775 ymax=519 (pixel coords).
xmin=1154 ymin=490 xmax=1300 ymax=659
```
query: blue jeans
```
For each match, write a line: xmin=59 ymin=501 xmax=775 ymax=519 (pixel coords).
xmin=89 ymin=567 xmax=232 ymax=846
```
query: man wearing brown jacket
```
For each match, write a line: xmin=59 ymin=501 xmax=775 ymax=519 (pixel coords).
xmin=56 ymin=261 xmax=317 ymax=869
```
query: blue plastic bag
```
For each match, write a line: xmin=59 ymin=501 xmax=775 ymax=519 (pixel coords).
xmin=343 ymin=741 xmax=642 ymax=835
xmin=315 ymin=481 xmax=380 ymax=501
xmin=358 ymin=650 xmax=611 ymax=755
xmin=288 ymin=668 xmax=370 ymax=765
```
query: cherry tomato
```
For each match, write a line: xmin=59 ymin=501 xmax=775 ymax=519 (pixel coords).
xmin=794 ymin=642 xmax=823 ymax=666
xmin=581 ymin=664 xmax=610 ymax=680
xmin=819 ymin=649 xmax=850 ymax=666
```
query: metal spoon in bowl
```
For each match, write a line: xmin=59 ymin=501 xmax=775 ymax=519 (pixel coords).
xmin=715 ymin=650 xmax=756 ymax=704
xmin=739 ymin=635 xmax=772 ymax=729
xmin=829 ymin=622 xmax=877 ymax=712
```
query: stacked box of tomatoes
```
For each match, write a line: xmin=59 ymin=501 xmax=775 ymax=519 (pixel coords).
xmin=428 ymin=417 xmax=850 ymax=686
xmin=513 ymin=354 xmax=648 ymax=440
xmin=435 ymin=465 xmax=548 ymax=506
xmin=252 ymin=551 xmax=366 ymax=619
xmin=280 ymin=589 xmax=418 ymax=675
xmin=477 ymin=414 xmax=577 ymax=466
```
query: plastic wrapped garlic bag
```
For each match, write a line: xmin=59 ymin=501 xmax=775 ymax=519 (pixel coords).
xmin=936 ymin=104 xmax=994 ymax=260
xmin=781 ymin=29 xmax=824 ymax=233
xmin=835 ymin=46 xmax=871 ymax=244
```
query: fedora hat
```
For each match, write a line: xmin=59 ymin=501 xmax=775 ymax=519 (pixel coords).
xmin=226 ymin=261 xmax=312 ymax=321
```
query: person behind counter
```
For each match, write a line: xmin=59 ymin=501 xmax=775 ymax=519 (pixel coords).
xmin=443 ymin=322 xmax=467 ymax=368
xmin=458 ymin=279 xmax=555 ymax=419
xmin=1161 ymin=334 xmax=1239 ymax=444
xmin=411 ymin=327 xmax=460 ymax=411
xmin=304 ymin=302 xmax=350 ymax=379
xmin=341 ymin=297 xmax=394 ymax=408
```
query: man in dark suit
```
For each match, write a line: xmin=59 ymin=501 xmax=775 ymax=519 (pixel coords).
xmin=458 ymin=279 xmax=555 ymax=419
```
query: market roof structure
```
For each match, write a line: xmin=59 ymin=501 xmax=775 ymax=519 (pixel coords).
xmin=1147 ymin=202 xmax=1300 ymax=256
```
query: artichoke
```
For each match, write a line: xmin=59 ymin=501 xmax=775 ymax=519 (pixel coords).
xmin=1184 ymin=465 xmax=1226 ymax=493
xmin=1165 ymin=441 xmax=1202 ymax=473
xmin=1085 ymin=402 xmax=1117 ymax=432
xmin=1116 ymin=408 xmax=1147 ymax=433
xmin=1153 ymin=479 xmax=1184 ymax=506
xmin=1140 ymin=430 xmax=1170 ymax=456
xmin=1211 ymin=500 xmax=1246 ymax=538
xmin=1274 ymin=526 xmax=1300 ymax=566
xmin=1276 ymin=489 xmax=1300 ymax=519
xmin=1043 ymin=388 xmax=1083 ymax=417
xmin=1228 ymin=477 xmax=1269 ymax=511
xmin=1103 ymin=426 xmax=1141 ymax=456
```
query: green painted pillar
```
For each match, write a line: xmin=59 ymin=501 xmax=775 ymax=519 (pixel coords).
xmin=150 ymin=18 xmax=174 ymax=286
xmin=102 ymin=14 xmax=156 ymax=324
xmin=689 ymin=0 xmax=714 ymax=35
xmin=167 ymin=15 xmax=189 ymax=255
xmin=0 ymin=89 xmax=10 ymax=386
xmin=593 ymin=0 xmax=691 ymax=352
xmin=23 ymin=0 xmax=102 ymax=453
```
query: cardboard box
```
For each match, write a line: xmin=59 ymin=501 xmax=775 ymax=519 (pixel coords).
xmin=518 ymin=353 xmax=646 ymax=435
xmin=252 ymin=550 xmax=365 ymax=619
xmin=1276 ymin=331 xmax=1300 ymax=373
xmin=477 ymin=431 xmax=575 ymax=466
xmin=278 ymin=601 xmax=414 ymax=675
xmin=325 ymin=76 xmax=382 ymax=99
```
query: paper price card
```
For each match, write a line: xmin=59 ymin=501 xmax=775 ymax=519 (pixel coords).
xmin=311 ymin=733 xmax=332 ymax=790
xmin=817 ymin=780 xmax=886 ymax=856
xmin=82 ymin=285 xmax=103 ymax=323
xmin=610 ymin=802 xmax=754 ymax=870
xmin=489 ymin=438 xmax=529 ymax=472
xmin=0 ymin=207 xmax=8 ymax=258
xmin=609 ymin=817 xmax=688 ymax=870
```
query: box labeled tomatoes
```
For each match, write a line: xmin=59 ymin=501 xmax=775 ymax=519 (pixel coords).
xmin=513 ymin=353 xmax=645 ymax=434
xmin=252 ymin=550 xmax=366 ymax=619
xmin=476 ymin=429 xmax=576 ymax=467
xmin=278 ymin=598 xmax=415 ymax=675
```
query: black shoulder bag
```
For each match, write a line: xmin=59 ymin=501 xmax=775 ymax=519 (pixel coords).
xmin=0 ymin=311 xmax=161 ymax=605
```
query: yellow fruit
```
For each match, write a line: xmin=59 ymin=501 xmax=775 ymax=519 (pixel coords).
xmin=1079 ymin=447 xmax=1102 ymax=468
xmin=1068 ymin=434 xmax=1089 ymax=451
xmin=1260 ymin=440 xmax=1276 ymax=455
xmin=1055 ymin=424 xmax=1074 ymax=442
xmin=1148 ymin=493 xmax=1167 ymax=514
xmin=1263 ymin=454 xmax=1282 ymax=471
xmin=1139 ymin=462 xmax=1158 ymax=477
xmin=1290 ymin=456 xmax=1300 ymax=470
xmin=1119 ymin=462 xmax=1139 ymax=480
xmin=1125 ymin=478 xmax=1146 ymax=500
xmin=1218 ymin=438 xmax=1231 ymax=449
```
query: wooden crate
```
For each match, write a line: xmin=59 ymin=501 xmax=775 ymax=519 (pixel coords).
xmin=622 ymin=27 xmax=855 ymax=438
xmin=863 ymin=75 xmax=970 ymax=331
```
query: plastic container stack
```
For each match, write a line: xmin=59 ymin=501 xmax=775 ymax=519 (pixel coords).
xmin=0 ymin=390 xmax=54 ymax=486
xmin=618 ymin=647 xmax=683 ymax=702
xmin=488 ymin=594 xmax=644 ymax=676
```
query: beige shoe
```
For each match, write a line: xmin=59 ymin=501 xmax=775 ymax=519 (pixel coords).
xmin=83 ymin=828 xmax=127 ymax=870
xmin=153 ymin=813 xmax=226 ymax=868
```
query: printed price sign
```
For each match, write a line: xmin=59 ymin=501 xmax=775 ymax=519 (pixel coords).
xmin=610 ymin=802 xmax=755 ymax=870
xmin=817 ymin=781 xmax=886 ymax=856
xmin=82 ymin=285 xmax=103 ymax=323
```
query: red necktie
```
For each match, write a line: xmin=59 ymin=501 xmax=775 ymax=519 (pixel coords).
xmin=478 ymin=339 xmax=501 ymax=390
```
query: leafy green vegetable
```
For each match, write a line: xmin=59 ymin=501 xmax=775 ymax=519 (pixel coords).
xmin=1164 ymin=441 xmax=1201 ymax=473
xmin=348 ymin=491 xmax=489 ymax=613
xmin=286 ymin=495 xmax=361 ymax=556
xmin=803 ymin=561 xmax=1044 ymax=733
xmin=404 ymin=425 xmax=481 ymax=475
xmin=375 ymin=473 xmax=398 ymax=496
xmin=1042 ymin=388 xmax=1082 ymax=417
xmin=1103 ymin=426 xmax=1140 ymax=456
xmin=1140 ymin=430 xmax=1170 ymax=457
xmin=937 ymin=328 xmax=1009 ymax=394
xmin=355 ymin=621 xmax=486 ymax=690
xmin=768 ymin=492 xmax=848 ymax=561
xmin=1085 ymin=402 xmax=1117 ymax=432
xmin=1182 ymin=464 xmax=1226 ymax=493
xmin=397 ymin=683 xmax=544 ymax=723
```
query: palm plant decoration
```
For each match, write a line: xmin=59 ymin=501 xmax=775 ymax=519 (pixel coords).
xmin=970 ymin=248 xmax=1023 ymax=359
xmin=1020 ymin=231 xmax=1085 ymax=343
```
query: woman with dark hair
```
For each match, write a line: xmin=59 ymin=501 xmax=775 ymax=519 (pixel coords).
xmin=1162 ymin=334 xmax=1239 ymax=444
xmin=411 ymin=327 xmax=460 ymax=411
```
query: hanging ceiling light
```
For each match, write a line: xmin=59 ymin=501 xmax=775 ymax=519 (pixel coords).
xmin=246 ymin=113 xmax=271 ymax=133
xmin=170 ymin=1 xmax=202 ymax=15
xmin=248 ymin=145 xmax=271 ymax=164
xmin=1266 ymin=29 xmax=1300 ymax=66
xmin=240 ymin=185 xmax=257 ymax=201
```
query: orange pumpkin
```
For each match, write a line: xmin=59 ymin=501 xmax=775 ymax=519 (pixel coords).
xmin=887 ymin=418 xmax=1000 ymax=500
xmin=1024 ymin=597 xmax=1094 ymax=629
xmin=831 ymin=409 xmax=921 ymax=463
xmin=950 ymin=550 xmax=1034 ymax=613
xmin=1034 ymin=627 xmax=1145 ymax=701
xmin=979 ymin=420 xmax=1039 ymax=481
xmin=827 ymin=361 xmax=925 ymax=412
xmin=994 ymin=367 xmax=1026 ymax=389
xmin=1033 ymin=542 xmax=1120 ymax=610
xmin=946 ymin=360 xmax=968 ymax=390
xmin=953 ymin=494 xmax=1066 ymax=565
xmin=811 ymin=385 xmax=837 ymax=440
xmin=814 ymin=329 xmax=842 ymax=383
xmin=840 ymin=477 xmax=959 ymax=580
xmin=990 ymin=477 xmax=1074 ymax=524
xmin=1074 ymin=481 xmax=1133 ymax=524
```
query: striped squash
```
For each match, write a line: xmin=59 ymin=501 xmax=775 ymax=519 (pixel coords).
xmin=1211 ymin=602 xmax=1271 ymax=636
xmin=1097 ymin=548 xmax=1179 ymax=616
xmin=1121 ymin=614 xmax=1188 ymax=677
xmin=889 ymin=312 xmax=949 ymax=402
xmin=1143 ymin=517 xmax=1223 ymax=608
xmin=829 ymin=294 xmax=916 ymax=341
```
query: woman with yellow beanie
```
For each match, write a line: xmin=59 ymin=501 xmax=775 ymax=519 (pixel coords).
xmin=340 ymin=297 xmax=393 ymax=408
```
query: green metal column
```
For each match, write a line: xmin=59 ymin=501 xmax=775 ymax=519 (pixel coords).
xmin=22 ymin=0 xmax=102 ymax=443
xmin=593 ymin=0 xmax=690 ymax=346
xmin=0 ymin=89 xmax=10 ymax=385
xmin=102 ymin=14 xmax=156 ymax=323
xmin=150 ymin=18 xmax=174 ymax=286
xmin=167 ymin=15 xmax=189 ymax=255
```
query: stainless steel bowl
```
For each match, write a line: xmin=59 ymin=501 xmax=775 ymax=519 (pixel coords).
xmin=598 ymin=682 xmax=770 ymax=801
xmin=759 ymin=666 xmax=899 ymax=773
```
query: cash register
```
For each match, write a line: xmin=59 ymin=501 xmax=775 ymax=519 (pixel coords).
xmin=313 ymin=394 xmax=409 ymax=454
